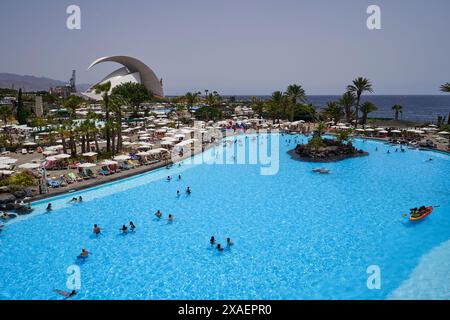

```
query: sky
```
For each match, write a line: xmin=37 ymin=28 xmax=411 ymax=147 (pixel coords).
xmin=0 ymin=0 xmax=449 ymax=95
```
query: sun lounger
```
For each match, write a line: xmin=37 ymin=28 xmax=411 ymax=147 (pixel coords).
xmin=68 ymin=172 xmax=82 ymax=182
xmin=85 ymin=168 xmax=97 ymax=178
xmin=98 ymin=167 xmax=111 ymax=176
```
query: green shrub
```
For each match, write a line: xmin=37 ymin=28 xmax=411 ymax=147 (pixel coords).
xmin=0 ymin=171 xmax=38 ymax=187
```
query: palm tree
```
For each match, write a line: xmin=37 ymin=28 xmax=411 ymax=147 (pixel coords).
xmin=204 ymin=91 xmax=221 ymax=107
xmin=392 ymin=104 xmax=403 ymax=121
xmin=93 ymin=81 xmax=112 ymax=153
xmin=184 ymin=91 xmax=201 ymax=114
xmin=56 ymin=123 xmax=70 ymax=155
xmin=267 ymin=91 xmax=287 ymax=123
xmin=109 ymin=94 xmax=127 ymax=153
xmin=339 ymin=91 xmax=355 ymax=123
xmin=285 ymin=84 xmax=306 ymax=122
xmin=316 ymin=121 xmax=327 ymax=137
xmin=347 ymin=77 xmax=374 ymax=127
xmin=250 ymin=96 xmax=265 ymax=116
xmin=360 ymin=102 xmax=377 ymax=125
xmin=323 ymin=101 xmax=343 ymax=123
xmin=440 ymin=82 xmax=450 ymax=92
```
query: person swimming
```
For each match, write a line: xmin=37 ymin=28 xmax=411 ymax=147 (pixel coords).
xmin=186 ymin=187 xmax=191 ymax=194
xmin=176 ymin=190 xmax=180 ymax=197
xmin=79 ymin=248 xmax=89 ymax=258
xmin=46 ymin=203 xmax=52 ymax=211
xmin=120 ymin=225 xmax=128 ymax=233
xmin=226 ymin=238 xmax=234 ymax=247
xmin=167 ymin=176 xmax=172 ymax=181
xmin=210 ymin=236 xmax=216 ymax=245
xmin=387 ymin=150 xmax=390 ymax=154
xmin=178 ymin=175 xmax=181 ymax=180
xmin=216 ymin=243 xmax=224 ymax=252
xmin=78 ymin=196 xmax=83 ymax=202
xmin=168 ymin=214 xmax=174 ymax=222
xmin=93 ymin=224 xmax=101 ymax=235
xmin=53 ymin=289 xmax=77 ymax=299
xmin=155 ymin=210 xmax=162 ymax=218
xmin=129 ymin=221 xmax=135 ymax=232
xmin=69 ymin=197 xmax=77 ymax=203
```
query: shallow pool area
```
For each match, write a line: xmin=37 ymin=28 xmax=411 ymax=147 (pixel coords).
xmin=1 ymin=134 xmax=449 ymax=300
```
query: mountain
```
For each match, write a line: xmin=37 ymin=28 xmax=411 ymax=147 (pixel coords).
xmin=0 ymin=73 xmax=91 ymax=92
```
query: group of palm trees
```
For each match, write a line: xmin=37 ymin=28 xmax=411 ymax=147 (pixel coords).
xmin=30 ymin=81 xmax=151 ymax=157
xmin=252 ymin=77 xmax=377 ymax=126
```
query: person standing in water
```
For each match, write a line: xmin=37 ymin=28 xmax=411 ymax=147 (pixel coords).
xmin=93 ymin=224 xmax=101 ymax=235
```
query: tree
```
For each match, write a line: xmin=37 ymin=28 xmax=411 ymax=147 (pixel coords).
xmin=204 ymin=90 xmax=221 ymax=107
xmin=250 ymin=96 xmax=265 ymax=116
xmin=285 ymin=84 xmax=306 ymax=122
xmin=16 ymin=88 xmax=28 ymax=125
xmin=183 ymin=91 xmax=201 ymax=114
xmin=360 ymin=102 xmax=377 ymax=125
xmin=111 ymin=82 xmax=152 ymax=117
xmin=63 ymin=95 xmax=84 ymax=118
xmin=440 ymin=82 xmax=450 ymax=92
xmin=267 ymin=91 xmax=288 ymax=122
xmin=94 ymin=82 xmax=112 ymax=153
xmin=323 ymin=101 xmax=343 ymax=123
xmin=337 ymin=130 xmax=351 ymax=143
xmin=30 ymin=117 xmax=47 ymax=131
xmin=392 ymin=104 xmax=403 ymax=121
xmin=109 ymin=94 xmax=128 ymax=153
xmin=315 ymin=121 xmax=327 ymax=137
xmin=339 ymin=91 xmax=355 ymax=123
xmin=0 ymin=106 xmax=12 ymax=126
xmin=347 ymin=77 xmax=374 ymax=127
xmin=195 ymin=105 xmax=223 ymax=121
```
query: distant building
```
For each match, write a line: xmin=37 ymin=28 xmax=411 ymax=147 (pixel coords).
xmin=49 ymin=70 xmax=77 ymax=98
xmin=0 ymin=96 xmax=16 ymax=105
xmin=83 ymin=56 xmax=164 ymax=100
xmin=34 ymin=95 xmax=43 ymax=117
xmin=49 ymin=85 xmax=71 ymax=99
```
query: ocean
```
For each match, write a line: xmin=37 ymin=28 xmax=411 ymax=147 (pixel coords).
xmin=230 ymin=95 xmax=450 ymax=123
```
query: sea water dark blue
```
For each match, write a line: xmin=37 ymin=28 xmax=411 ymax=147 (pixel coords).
xmin=231 ymin=95 xmax=450 ymax=123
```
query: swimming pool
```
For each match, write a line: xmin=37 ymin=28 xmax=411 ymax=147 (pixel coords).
xmin=1 ymin=134 xmax=449 ymax=300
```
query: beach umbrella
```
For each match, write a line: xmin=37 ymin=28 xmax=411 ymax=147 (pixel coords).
xmin=365 ymin=128 xmax=375 ymax=132
xmin=42 ymin=150 xmax=57 ymax=156
xmin=438 ymin=131 xmax=450 ymax=135
xmin=77 ymin=162 xmax=96 ymax=168
xmin=136 ymin=151 xmax=151 ymax=156
xmin=391 ymin=130 xmax=401 ymax=133
xmin=0 ymin=170 xmax=15 ymax=176
xmin=148 ymin=148 xmax=168 ymax=154
xmin=100 ymin=160 xmax=118 ymax=166
xmin=0 ymin=163 xmax=10 ymax=169
xmin=378 ymin=130 xmax=389 ymax=134
xmin=23 ymin=141 xmax=37 ymax=146
xmin=55 ymin=153 xmax=71 ymax=159
xmin=45 ymin=156 xmax=58 ymax=161
xmin=18 ymin=163 xmax=41 ymax=169
xmin=0 ymin=157 xmax=17 ymax=164
xmin=113 ymin=155 xmax=131 ymax=161
xmin=82 ymin=152 xmax=98 ymax=157
xmin=428 ymin=124 xmax=438 ymax=128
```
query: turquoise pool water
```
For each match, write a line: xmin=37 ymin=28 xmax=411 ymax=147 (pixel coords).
xmin=1 ymin=134 xmax=449 ymax=300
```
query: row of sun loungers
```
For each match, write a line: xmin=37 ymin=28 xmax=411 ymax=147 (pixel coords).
xmin=46 ymin=159 xmax=162 ymax=188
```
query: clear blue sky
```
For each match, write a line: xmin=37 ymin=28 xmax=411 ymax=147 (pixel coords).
xmin=1 ymin=0 xmax=449 ymax=95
